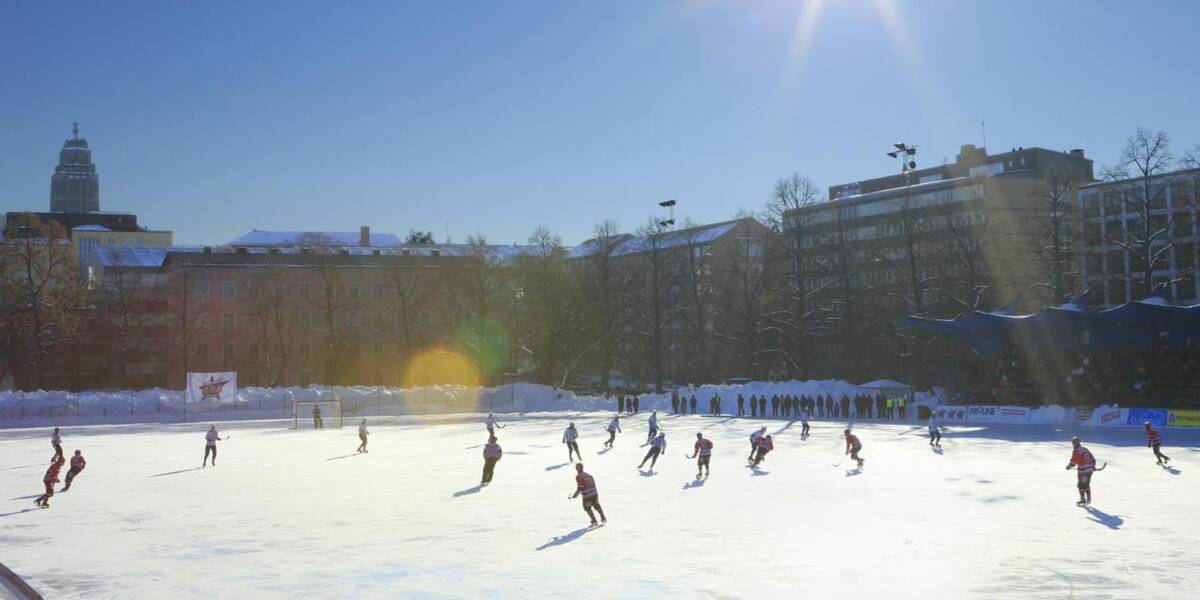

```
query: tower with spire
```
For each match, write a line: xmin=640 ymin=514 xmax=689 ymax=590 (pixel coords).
xmin=49 ymin=121 xmax=100 ymax=213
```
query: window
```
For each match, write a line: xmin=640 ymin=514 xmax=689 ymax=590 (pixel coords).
xmin=223 ymin=313 xmax=234 ymax=330
xmin=349 ymin=312 xmax=361 ymax=328
xmin=248 ymin=343 xmax=259 ymax=359
xmin=301 ymin=312 xmax=312 ymax=328
xmin=197 ymin=276 xmax=210 ymax=299
xmin=300 ymin=342 xmax=309 ymax=358
xmin=373 ymin=342 xmax=383 ymax=357
xmin=222 ymin=281 xmax=236 ymax=300
xmin=197 ymin=343 xmax=208 ymax=359
xmin=349 ymin=285 xmax=359 ymax=300
xmin=372 ymin=284 xmax=385 ymax=300
xmin=298 ymin=283 xmax=310 ymax=299
xmin=223 ymin=343 xmax=234 ymax=367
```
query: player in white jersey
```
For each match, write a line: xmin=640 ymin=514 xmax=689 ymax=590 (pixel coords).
xmin=563 ymin=423 xmax=581 ymax=462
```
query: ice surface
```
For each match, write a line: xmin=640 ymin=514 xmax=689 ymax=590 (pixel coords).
xmin=1 ymin=413 xmax=1196 ymax=598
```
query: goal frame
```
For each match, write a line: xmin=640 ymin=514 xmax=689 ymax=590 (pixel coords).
xmin=291 ymin=399 xmax=344 ymax=429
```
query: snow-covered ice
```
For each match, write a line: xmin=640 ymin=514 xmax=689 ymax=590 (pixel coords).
xmin=1 ymin=412 xmax=1197 ymax=598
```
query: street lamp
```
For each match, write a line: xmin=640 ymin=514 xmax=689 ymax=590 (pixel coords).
xmin=657 ymin=199 xmax=677 ymax=231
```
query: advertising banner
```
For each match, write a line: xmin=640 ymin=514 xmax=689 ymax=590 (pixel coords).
xmin=967 ymin=405 xmax=999 ymax=421
xmin=1092 ymin=407 xmax=1128 ymax=427
xmin=1127 ymin=408 xmax=1168 ymax=427
xmin=995 ymin=406 xmax=1030 ymax=423
xmin=186 ymin=372 xmax=238 ymax=404
xmin=1168 ymin=409 xmax=1200 ymax=428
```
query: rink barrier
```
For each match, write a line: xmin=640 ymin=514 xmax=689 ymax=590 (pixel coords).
xmin=0 ymin=560 xmax=43 ymax=600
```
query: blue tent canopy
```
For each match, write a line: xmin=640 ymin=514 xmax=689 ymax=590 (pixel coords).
xmin=898 ymin=289 xmax=1198 ymax=354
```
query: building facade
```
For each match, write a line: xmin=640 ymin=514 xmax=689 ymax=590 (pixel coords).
xmin=784 ymin=144 xmax=1094 ymax=383
xmin=1078 ymin=167 xmax=1200 ymax=306
xmin=50 ymin=123 xmax=100 ymax=213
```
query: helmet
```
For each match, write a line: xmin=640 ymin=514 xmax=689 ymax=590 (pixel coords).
xmin=844 ymin=429 xmax=851 ymax=435
xmin=1143 ymin=421 xmax=1151 ymax=428
xmin=1071 ymin=436 xmax=1081 ymax=446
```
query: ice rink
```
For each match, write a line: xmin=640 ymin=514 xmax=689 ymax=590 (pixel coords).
xmin=1 ymin=412 xmax=1197 ymax=599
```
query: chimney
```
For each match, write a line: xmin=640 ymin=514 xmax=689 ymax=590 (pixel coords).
xmin=431 ymin=249 xmax=440 ymax=257
xmin=1070 ymin=149 xmax=1085 ymax=158
xmin=236 ymin=246 xmax=248 ymax=254
xmin=360 ymin=226 xmax=370 ymax=247
xmin=202 ymin=246 xmax=212 ymax=254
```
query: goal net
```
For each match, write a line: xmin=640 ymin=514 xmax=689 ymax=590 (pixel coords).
xmin=291 ymin=399 xmax=344 ymax=429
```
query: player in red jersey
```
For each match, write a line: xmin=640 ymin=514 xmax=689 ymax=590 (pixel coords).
xmin=844 ymin=429 xmax=864 ymax=469
xmin=571 ymin=463 xmax=607 ymax=526
xmin=751 ymin=434 xmax=774 ymax=467
xmin=1066 ymin=436 xmax=1097 ymax=506
xmin=1143 ymin=422 xmax=1171 ymax=465
xmin=688 ymin=433 xmax=713 ymax=478
xmin=61 ymin=450 xmax=87 ymax=492
xmin=35 ymin=457 xmax=65 ymax=508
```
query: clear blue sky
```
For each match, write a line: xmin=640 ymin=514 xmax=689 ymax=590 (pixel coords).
xmin=2 ymin=1 xmax=1197 ymax=245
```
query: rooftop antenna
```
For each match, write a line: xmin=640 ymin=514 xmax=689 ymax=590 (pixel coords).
xmin=444 ymin=220 xmax=450 ymax=244
xmin=73 ymin=121 xmax=80 ymax=140
xmin=981 ymin=120 xmax=987 ymax=151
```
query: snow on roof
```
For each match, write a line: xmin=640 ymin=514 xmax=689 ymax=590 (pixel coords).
xmin=609 ymin=220 xmax=741 ymax=257
xmin=227 ymin=230 xmax=405 ymax=247
xmin=96 ymin=242 xmax=555 ymax=268
xmin=71 ymin=224 xmax=112 ymax=232
xmin=97 ymin=246 xmax=201 ymax=268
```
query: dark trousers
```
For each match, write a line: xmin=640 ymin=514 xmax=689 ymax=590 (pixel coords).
xmin=204 ymin=445 xmax=217 ymax=465
xmin=750 ymin=403 xmax=757 ymax=417
xmin=752 ymin=447 xmax=768 ymax=466
xmin=648 ymin=426 xmax=658 ymax=441
xmin=358 ymin=433 xmax=368 ymax=452
xmin=605 ymin=430 xmax=616 ymax=447
xmin=689 ymin=402 xmax=696 ymax=414
xmin=63 ymin=467 xmax=82 ymax=489
xmin=313 ymin=416 xmax=323 ymax=429
xmin=640 ymin=446 xmax=662 ymax=468
xmin=52 ymin=443 xmax=64 ymax=462
xmin=482 ymin=457 xmax=498 ymax=484
xmin=748 ymin=442 xmax=757 ymax=461
xmin=1152 ymin=444 xmax=1170 ymax=463
xmin=566 ymin=441 xmax=580 ymax=461
xmin=801 ymin=422 xmax=810 ymax=436
xmin=738 ymin=402 xmax=744 ymax=416
xmin=582 ymin=495 xmax=605 ymax=523
xmin=850 ymin=447 xmax=863 ymax=465
xmin=36 ymin=481 xmax=54 ymax=505
xmin=697 ymin=455 xmax=710 ymax=475
xmin=929 ymin=430 xmax=941 ymax=445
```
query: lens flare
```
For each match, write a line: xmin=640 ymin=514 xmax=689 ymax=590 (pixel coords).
xmin=453 ymin=317 xmax=510 ymax=378
xmin=402 ymin=349 xmax=481 ymax=388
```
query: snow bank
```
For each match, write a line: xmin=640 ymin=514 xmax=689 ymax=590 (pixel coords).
xmin=2 ymin=379 xmax=1191 ymax=431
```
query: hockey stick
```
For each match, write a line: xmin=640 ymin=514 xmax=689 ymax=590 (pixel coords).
xmin=1094 ymin=462 xmax=1107 ymax=471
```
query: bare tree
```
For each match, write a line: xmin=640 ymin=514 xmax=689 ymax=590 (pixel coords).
xmin=1182 ymin=144 xmax=1200 ymax=170
xmin=934 ymin=193 xmax=992 ymax=310
xmin=245 ymin=265 xmax=301 ymax=386
xmin=310 ymin=252 xmax=357 ymax=384
xmin=1027 ymin=166 xmax=1081 ymax=306
xmin=1101 ymin=129 xmax=1176 ymax=299
xmin=166 ymin=265 xmax=211 ymax=384
xmin=440 ymin=234 xmax=509 ymax=381
xmin=763 ymin=173 xmax=824 ymax=376
xmin=96 ymin=248 xmax=152 ymax=387
xmin=577 ymin=220 xmax=633 ymax=393
xmin=386 ymin=254 xmax=433 ymax=377
xmin=0 ymin=214 xmax=83 ymax=389
xmin=714 ymin=226 xmax=776 ymax=378
xmin=631 ymin=220 xmax=679 ymax=393
xmin=513 ymin=227 xmax=592 ymax=386
xmin=677 ymin=219 xmax=718 ymax=384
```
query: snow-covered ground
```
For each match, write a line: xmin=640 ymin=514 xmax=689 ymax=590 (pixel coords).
xmin=1 ymin=412 xmax=1196 ymax=599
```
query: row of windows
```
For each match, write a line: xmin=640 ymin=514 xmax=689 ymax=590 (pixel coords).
xmin=195 ymin=280 xmax=400 ymax=302
xmin=207 ymin=311 xmax=436 ymax=331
